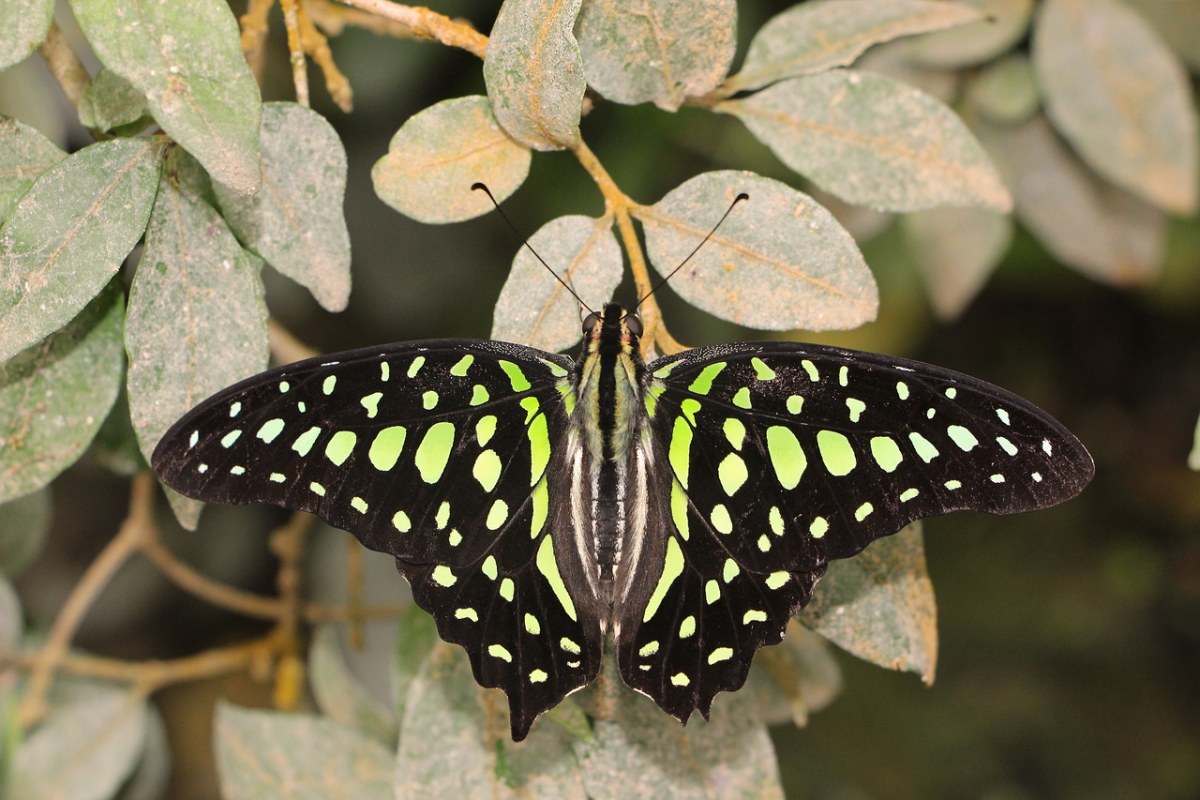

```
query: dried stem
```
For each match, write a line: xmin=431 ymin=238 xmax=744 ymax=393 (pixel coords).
xmin=37 ymin=22 xmax=91 ymax=110
xmin=240 ymin=0 xmax=277 ymax=78
xmin=281 ymin=0 xmax=312 ymax=108
xmin=298 ymin=1 xmax=353 ymax=111
xmin=333 ymin=0 xmax=487 ymax=58
xmin=141 ymin=535 xmax=284 ymax=620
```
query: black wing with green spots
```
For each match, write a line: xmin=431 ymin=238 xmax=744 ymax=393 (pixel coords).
xmin=615 ymin=341 xmax=1093 ymax=724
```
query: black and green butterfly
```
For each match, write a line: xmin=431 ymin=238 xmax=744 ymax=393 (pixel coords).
xmin=153 ymin=302 xmax=1093 ymax=740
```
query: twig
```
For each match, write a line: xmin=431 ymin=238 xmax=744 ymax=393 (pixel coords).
xmin=37 ymin=22 xmax=91 ymax=110
xmin=333 ymin=0 xmax=488 ymax=58
xmin=280 ymin=0 xmax=311 ymax=108
xmin=268 ymin=512 xmax=313 ymax=708
xmin=141 ymin=536 xmax=284 ymax=620
xmin=298 ymin=1 xmax=353 ymax=112
xmin=240 ymin=0 xmax=277 ymax=78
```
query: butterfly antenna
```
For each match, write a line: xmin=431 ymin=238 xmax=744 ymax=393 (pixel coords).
xmin=472 ymin=182 xmax=593 ymax=314
xmin=637 ymin=192 xmax=749 ymax=308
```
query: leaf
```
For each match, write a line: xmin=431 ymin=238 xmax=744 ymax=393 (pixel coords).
xmin=125 ymin=152 xmax=268 ymax=530
xmin=215 ymin=102 xmax=351 ymax=312
xmin=576 ymin=0 xmax=736 ymax=111
xmin=0 ymin=137 xmax=161 ymax=363
xmin=88 ymin=388 xmax=147 ymax=476
xmin=372 ymin=96 xmax=531 ymax=224
xmin=0 ymin=574 xmax=19 ymax=651
xmin=742 ymin=620 xmax=842 ymax=728
xmin=1127 ymin=0 xmax=1200 ymax=71
xmin=985 ymin=115 xmax=1166 ymax=285
xmin=396 ymin=642 xmax=584 ymax=797
xmin=903 ymin=206 xmax=1012 ymax=319
xmin=0 ymin=117 xmax=65 ymax=223
xmin=10 ymin=685 xmax=149 ymax=800
xmin=113 ymin=705 xmax=171 ymax=800
xmin=964 ymin=54 xmax=1039 ymax=126
xmin=392 ymin=603 xmax=439 ymax=728
xmin=719 ymin=70 xmax=1012 ymax=213
xmin=799 ymin=522 xmax=937 ymax=683
xmin=1191 ymin=412 xmax=1200 ymax=471
xmin=215 ymin=703 xmax=393 ymax=800
xmin=733 ymin=0 xmax=980 ymax=92
xmin=490 ymin=214 xmax=622 ymax=352
xmin=573 ymin=657 xmax=784 ymax=800
xmin=908 ymin=0 xmax=1034 ymax=69
xmin=78 ymin=69 xmax=150 ymax=134
xmin=0 ymin=487 xmax=50 ymax=577
xmin=635 ymin=170 xmax=877 ymax=331
xmin=1033 ymin=0 xmax=1198 ymax=214
xmin=484 ymin=0 xmax=585 ymax=150
xmin=70 ymin=0 xmax=262 ymax=194
xmin=0 ymin=283 xmax=124 ymax=505
xmin=0 ymin=0 xmax=54 ymax=71
xmin=309 ymin=623 xmax=398 ymax=746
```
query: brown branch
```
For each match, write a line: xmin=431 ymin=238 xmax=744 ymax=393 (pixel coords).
xmin=240 ymin=0 xmax=277 ymax=78
xmin=141 ymin=536 xmax=284 ymax=620
xmin=268 ymin=512 xmax=313 ymax=708
xmin=345 ymin=534 xmax=366 ymax=648
xmin=332 ymin=0 xmax=487 ymax=58
xmin=268 ymin=317 xmax=320 ymax=364
xmin=37 ymin=22 xmax=91 ymax=110
xmin=280 ymin=0 xmax=311 ymax=108
xmin=298 ymin=1 xmax=353 ymax=112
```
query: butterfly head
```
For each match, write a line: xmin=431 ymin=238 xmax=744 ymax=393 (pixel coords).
xmin=582 ymin=304 xmax=643 ymax=355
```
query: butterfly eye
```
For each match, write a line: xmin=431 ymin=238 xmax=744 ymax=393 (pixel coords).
xmin=582 ymin=312 xmax=600 ymax=333
xmin=625 ymin=313 xmax=643 ymax=337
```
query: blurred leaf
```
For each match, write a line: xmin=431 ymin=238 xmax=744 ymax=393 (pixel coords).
xmin=908 ymin=0 xmax=1033 ymax=69
xmin=1034 ymin=0 xmax=1198 ymax=215
xmin=216 ymin=102 xmax=351 ymax=312
xmin=1127 ymin=0 xmax=1200 ymax=71
xmin=309 ymin=623 xmax=398 ymax=746
xmin=70 ymin=0 xmax=262 ymax=194
xmin=720 ymin=70 xmax=1012 ymax=213
xmin=0 ymin=573 xmax=19 ymax=650
xmin=491 ymin=214 xmax=622 ymax=352
xmin=1190 ymin=413 xmax=1200 ymax=471
xmin=577 ymin=0 xmax=735 ymax=110
xmin=215 ymin=703 xmax=393 ymax=800
xmin=0 ymin=487 xmax=50 ymax=576
xmin=484 ymin=0 xmax=584 ymax=150
xmin=372 ymin=95 xmax=530 ymax=224
xmin=986 ymin=115 xmax=1166 ymax=285
xmin=89 ymin=389 xmax=147 ymax=476
xmin=0 ymin=117 xmax=65 ymax=223
xmin=731 ymin=0 xmax=980 ymax=92
xmin=636 ymin=170 xmax=877 ymax=331
xmin=10 ymin=685 xmax=149 ymax=800
xmin=574 ymin=657 xmax=784 ymax=800
xmin=396 ymin=642 xmax=584 ymax=797
xmin=965 ymin=54 xmax=1039 ymax=126
xmin=0 ymin=0 xmax=53 ymax=71
xmin=853 ymin=39 xmax=959 ymax=104
xmin=743 ymin=620 xmax=842 ymax=728
xmin=0 ymin=283 xmax=124 ymax=505
xmin=392 ymin=604 xmax=439 ymax=728
xmin=903 ymin=206 xmax=1012 ymax=319
xmin=799 ymin=522 xmax=937 ymax=683
xmin=0 ymin=137 xmax=161 ymax=363
xmin=808 ymin=186 xmax=894 ymax=243
xmin=78 ymin=69 xmax=150 ymax=134
xmin=114 ymin=704 xmax=171 ymax=800
xmin=125 ymin=153 xmax=268 ymax=530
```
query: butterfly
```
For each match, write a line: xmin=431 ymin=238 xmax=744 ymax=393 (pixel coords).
xmin=152 ymin=302 xmax=1093 ymax=740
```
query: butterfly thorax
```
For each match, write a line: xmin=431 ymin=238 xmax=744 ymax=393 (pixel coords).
xmin=571 ymin=304 xmax=648 ymax=602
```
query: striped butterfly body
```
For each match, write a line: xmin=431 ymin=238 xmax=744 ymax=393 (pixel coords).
xmin=153 ymin=303 xmax=1093 ymax=739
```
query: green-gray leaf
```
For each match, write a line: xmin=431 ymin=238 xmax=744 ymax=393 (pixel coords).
xmin=216 ymin=102 xmax=351 ymax=312
xmin=719 ymin=70 xmax=1011 ymax=213
xmin=1190 ymin=412 xmax=1200 ymax=471
xmin=964 ymin=54 xmax=1039 ymax=126
xmin=9 ymin=686 xmax=149 ymax=800
xmin=78 ymin=69 xmax=150 ymax=135
xmin=372 ymin=96 xmax=531 ymax=224
xmin=985 ymin=115 xmax=1166 ymax=285
xmin=392 ymin=604 xmax=439 ymax=729
xmin=0 ymin=0 xmax=54 ymax=71
xmin=0 ymin=573 xmax=19 ymax=651
xmin=908 ymin=0 xmax=1034 ymax=69
xmin=0 ymin=117 xmax=65 ymax=224
xmin=576 ymin=0 xmax=736 ymax=111
xmin=0 ymin=137 xmax=161 ymax=363
xmin=69 ymin=0 xmax=262 ymax=194
xmin=214 ymin=703 xmax=393 ymax=800
xmin=125 ymin=153 xmax=268 ymax=530
xmin=743 ymin=620 xmax=841 ymax=728
xmin=0 ymin=487 xmax=50 ymax=577
xmin=309 ymin=623 xmax=398 ymax=747
xmin=484 ymin=0 xmax=585 ymax=150
xmin=799 ymin=522 xmax=937 ymax=683
xmin=114 ymin=705 xmax=171 ymax=800
xmin=0 ymin=283 xmax=124 ymax=504
xmin=636 ymin=170 xmax=877 ymax=331
xmin=1033 ymin=0 xmax=1198 ymax=215
xmin=730 ymin=0 xmax=980 ymax=93
xmin=903 ymin=206 xmax=1012 ymax=319
xmin=1127 ymin=0 xmax=1200 ymax=72
xmin=491 ymin=214 xmax=622 ymax=352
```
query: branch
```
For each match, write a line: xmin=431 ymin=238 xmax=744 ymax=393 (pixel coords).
xmin=332 ymin=0 xmax=488 ymax=58
xmin=37 ymin=22 xmax=91 ymax=111
xmin=281 ymin=0 xmax=312 ymax=108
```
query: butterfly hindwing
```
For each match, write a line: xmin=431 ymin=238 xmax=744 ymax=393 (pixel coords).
xmin=152 ymin=340 xmax=603 ymax=739
xmin=618 ymin=341 xmax=1093 ymax=722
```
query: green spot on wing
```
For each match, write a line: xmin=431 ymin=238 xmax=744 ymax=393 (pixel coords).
xmin=948 ymin=424 xmax=979 ymax=451
xmin=750 ymin=357 xmax=776 ymax=380
xmin=450 ymin=354 xmax=474 ymax=376
xmin=669 ymin=416 xmax=693 ymax=488
xmin=528 ymin=412 xmax=550 ymax=484
xmin=414 ymin=421 xmax=455 ymax=483
xmin=688 ymin=362 xmax=726 ymax=395
xmin=643 ymin=537 xmax=684 ymax=622
xmin=291 ymin=426 xmax=321 ymax=457
xmin=324 ymin=430 xmax=357 ymax=466
xmin=368 ymin=426 xmax=407 ymax=471
xmin=360 ymin=392 xmax=382 ymax=418
xmin=536 ymin=536 xmax=577 ymax=620
xmin=499 ymin=359 xmax=531 ymax=391
xmin=257 ymin=418 xmax=284 ymax=443
xmin=870 ymin=436 xmax=903 ymax=473
xmin=472 ymin=449 xmax=502 ymax=492
xmin=731 ymin=386 xmax=752 ymax=409
xmin=817 ymin=430 xmax=856 ymax=476
xmin=766 ymin=426 xmax=807 ymax=489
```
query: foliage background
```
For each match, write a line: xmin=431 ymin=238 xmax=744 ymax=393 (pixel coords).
xmin=1 ymin=0 xmax=1198 ymax=798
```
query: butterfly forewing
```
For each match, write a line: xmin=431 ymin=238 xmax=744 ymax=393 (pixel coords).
xmin=617 ymin=341 xmax=1093 ymax=722
xmin=152 ymin=340 xmax=603 ymax=740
